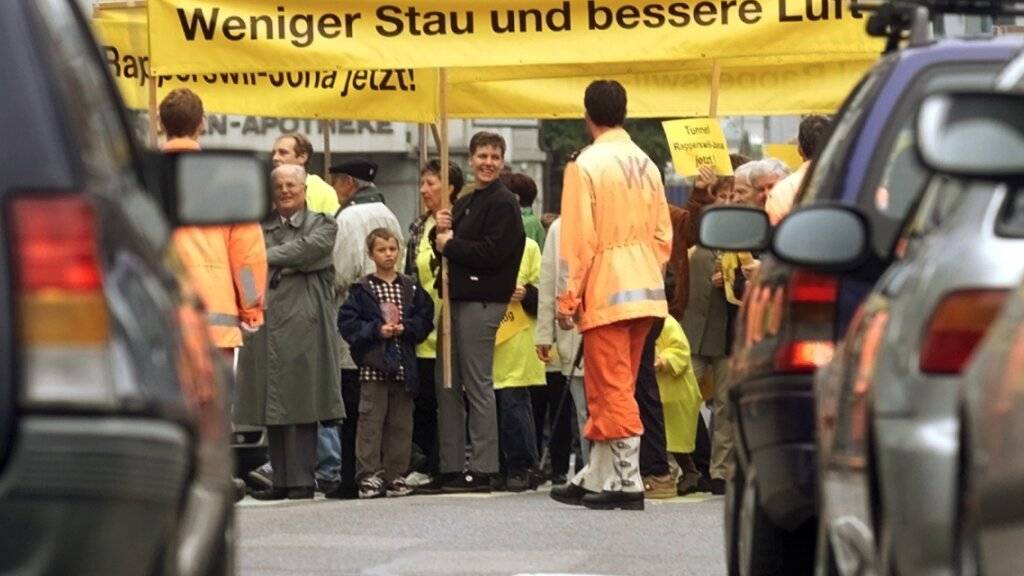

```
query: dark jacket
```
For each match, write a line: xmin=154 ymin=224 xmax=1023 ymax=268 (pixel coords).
xmin=682 ymin=246 xmax=741 ymax=358
xmin=432 ymin=180 xmax=526 ymax=303
xmin=338 ymin=273 xmax=434 ymax=394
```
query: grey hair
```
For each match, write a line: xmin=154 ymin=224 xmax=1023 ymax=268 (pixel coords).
xmin=272 ymin=164 xmax=307 ymax=182
xmin=748 ymin=158 xmax=791 ymax=183
xmin=733 ymin=162 xmax=757 ymax=185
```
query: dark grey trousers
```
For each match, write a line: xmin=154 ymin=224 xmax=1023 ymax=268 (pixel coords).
xmin=436 ymin=301 xmax=504 ymax=475
xmin=267 ymin=423 xmax=318 ymax=489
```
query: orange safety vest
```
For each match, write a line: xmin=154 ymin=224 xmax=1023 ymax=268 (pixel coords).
xmin=558 ymin=128 xmax=672 ymax=332
xmin=164 ymin=138 xmax=268 ymax=348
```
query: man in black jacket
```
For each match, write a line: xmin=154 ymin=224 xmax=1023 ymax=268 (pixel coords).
xmin=432 ymin=132 xmax=526 ymax=492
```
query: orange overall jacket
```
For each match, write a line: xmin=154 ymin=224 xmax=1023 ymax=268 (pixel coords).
xmin=558 ymin=128 xmax=672 ymax=332
xmin=164 ymin=138 xmax=268 ymax=348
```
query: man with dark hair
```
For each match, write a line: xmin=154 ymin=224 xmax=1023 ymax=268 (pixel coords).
xmin=272 ymin=133 xmax=340 ymax=215
xmin=766 ymin=114 xmax=831 ymax=224
xmin=551 ymin=80 xmax=672 ymax=511
xmin=506 ymin=172 xmax=546 ymax=249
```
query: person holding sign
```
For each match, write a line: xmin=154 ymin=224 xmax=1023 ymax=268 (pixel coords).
xmin=432 ymin=132 xmax=526 ymax=493
xmin=492 ymin=237 xmax=545 ymax=492
xmin=552 ymin=80 xmax=672 ymax=511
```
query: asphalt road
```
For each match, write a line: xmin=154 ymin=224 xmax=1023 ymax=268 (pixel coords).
xmin=236 ymin=487 xmax=727 ymax=576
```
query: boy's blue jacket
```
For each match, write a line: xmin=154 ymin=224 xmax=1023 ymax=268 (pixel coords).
xmin=338 ymin=273 xmax=434 ymax=394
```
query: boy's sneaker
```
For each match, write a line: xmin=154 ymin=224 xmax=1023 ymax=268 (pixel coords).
xmin=358 ymin=475 xmax=386 ymax=499
xmin=386 ymin=477 xmax=414 ymax=497
xmin=441 ymin=472 xmax=491 ymax=493
xmin=247 ymin=462 xmax=273 ymax=489
xmin=404 ymin=471 xmax=433 ymax=487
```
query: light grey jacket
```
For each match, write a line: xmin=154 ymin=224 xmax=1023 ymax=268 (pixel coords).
xmin=535 ymin=218 xmax=584 ymax=377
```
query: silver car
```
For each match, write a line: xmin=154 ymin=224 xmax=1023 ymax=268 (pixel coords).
xmin=806 ymin=90 xmax=1024 ymax=575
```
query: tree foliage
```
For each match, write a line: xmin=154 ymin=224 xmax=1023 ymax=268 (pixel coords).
xmin=539 ymin=118 xmax=671 ymax=212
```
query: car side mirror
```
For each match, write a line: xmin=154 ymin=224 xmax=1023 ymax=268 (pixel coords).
xmin=772 ymin=205 xmax=870 ymax=272
xmin=917 ymin=90 xmax=1024 ymax=178
xmin=146 ymin=150 xmax=272 ymax=226
xmin=697 ymin=206 xmax=771 ymax=252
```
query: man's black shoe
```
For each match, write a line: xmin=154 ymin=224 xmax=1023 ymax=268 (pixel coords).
xmin=581 ymin=490 xmax=645 ymax=511
xmin=695 ymin=476 xmax=713 ymax=493
xmin=324 ymin=484 xmax=359 ymax=500
xmin=441 ymin=472 xmax=491 ymax=493
xmin=491 ymin=474 xmax=508 ymax=492
xmin=250 ymin=488 xmax=288 ymax=501
xmin=316 ymin=478 xmax=340 ymax=495
xmin=709 ymin=478 xmax=727 ymax=495
xmin=506 ymin=470 xmax=531 ymax=492
xmin=287 ymin=487 xmax=315 ymax=500
xmin=549 ymin=482 xmax=592 ymax=506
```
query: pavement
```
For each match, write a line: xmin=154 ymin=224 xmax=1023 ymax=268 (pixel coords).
xmin=236 ymin=485 xmax=727 ymax=576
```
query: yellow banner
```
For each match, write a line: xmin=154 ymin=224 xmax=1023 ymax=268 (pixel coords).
xmin=96 ymin=6 xmax=872 ymax=119
xmin=763 ymin=143 xmax=803 ymax=169
xmin=663 ymin=118 xmax=733 ymax=176
xmin=449 ymin=59 xmax=871 ymax=118
xmin=94 ymin=6 xmax=439 ymax=122
xmin=147 ymin=0 xmax=881 ymax=76
xmin=495 ymin=302 xmax=531 ymax=346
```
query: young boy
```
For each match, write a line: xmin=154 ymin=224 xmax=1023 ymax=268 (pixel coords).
xmin=339 ymin=228 xmax=434 ymax=498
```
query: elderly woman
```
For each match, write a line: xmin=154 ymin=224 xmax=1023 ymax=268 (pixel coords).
xmin=431 ymin=132 xmax=526 ymax=493
xmin=404 ymin=159 xmax=464 ymax=488
xmin=236 ymin=164 xmax=345 ymax=501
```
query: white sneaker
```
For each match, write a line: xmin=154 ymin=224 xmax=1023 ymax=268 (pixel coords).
xmin=405 ymin=471 xmax=432 ymax=487
xmin=358 ymin=475 xmax=385 ymax=499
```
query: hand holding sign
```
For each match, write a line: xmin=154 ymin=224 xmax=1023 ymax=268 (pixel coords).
xmin=662 ymin=118 xmax=733 ymax=177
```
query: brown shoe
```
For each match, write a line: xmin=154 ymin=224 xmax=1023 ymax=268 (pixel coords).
xmin=643 ymin=474 xmax=677 ymax=499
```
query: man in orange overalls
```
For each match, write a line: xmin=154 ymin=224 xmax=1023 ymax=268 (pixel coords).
xmin=550 ymin=80 xmax=672 ymax=511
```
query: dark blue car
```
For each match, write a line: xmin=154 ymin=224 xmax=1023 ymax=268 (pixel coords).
xmin=714 ymin=33 xmax=1022 ymax=576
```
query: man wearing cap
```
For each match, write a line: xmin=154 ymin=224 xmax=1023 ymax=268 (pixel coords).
xmin=326 ymin=159 xmax=406 ymax=499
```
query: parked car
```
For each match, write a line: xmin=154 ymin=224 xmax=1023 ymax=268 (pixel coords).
xmin=699 ymin=21 xmax=1023 ymax=576
xmin=0 ymin=1 xmax=268 ymax=575
xmin=938 ymin=89 xmax=1024 ymax=576
xmin=790 ymin=87 xmax=1024 ymax=575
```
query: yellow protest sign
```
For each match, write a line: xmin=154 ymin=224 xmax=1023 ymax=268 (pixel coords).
xmin=146 ymin=0 xmax=881 ymax=77
xmin=763 ymin=143 xmax=803 ymax=169
xmin=663 ymin=118 xmax=733 ymax=176
xmin=495 ymin=302 xmax=531 ymax=346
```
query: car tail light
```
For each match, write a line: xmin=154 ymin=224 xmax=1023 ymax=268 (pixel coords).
xmin=774 ymin=271 xmax=839 ymax=373
xmin=776 ymin=340 xmax=835 ymax=372
xmin=920 ymin=290 xmax=1008 ymax=375
xmin=8 ymin=194 xmax=115 ymax=409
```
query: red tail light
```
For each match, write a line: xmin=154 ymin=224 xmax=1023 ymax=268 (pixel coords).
xmin=789 ymin=270 xmax=839 ymax=303
xmin=776 ymin=340 xmax=835 ymax=372
xmin=920 ymin=290 xmax=1008 ymax=374
xmin=773 ymin=271 xmax=839 ymax=373
xmin=12 ymin=195 xmax=102 ymax=292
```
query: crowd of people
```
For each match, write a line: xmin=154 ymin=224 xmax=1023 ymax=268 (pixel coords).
xmin=157 ymin=80 xmax=831 ymax=508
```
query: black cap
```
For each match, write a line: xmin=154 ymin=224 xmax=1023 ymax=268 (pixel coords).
xmin=329 ymin=159 xmax=378 ymax=182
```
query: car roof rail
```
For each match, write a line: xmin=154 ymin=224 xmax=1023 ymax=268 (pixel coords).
xmin=852 ymin=1 xmax=933 ymax=53
xmin=853 ymin=0 xmax=1024 ymax=54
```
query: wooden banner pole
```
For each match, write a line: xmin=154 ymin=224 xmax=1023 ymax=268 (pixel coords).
xmin=709 ymin=59 xmax=721 ymax=118
xmin=436 ymin=68 xmax=453 ymax=389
